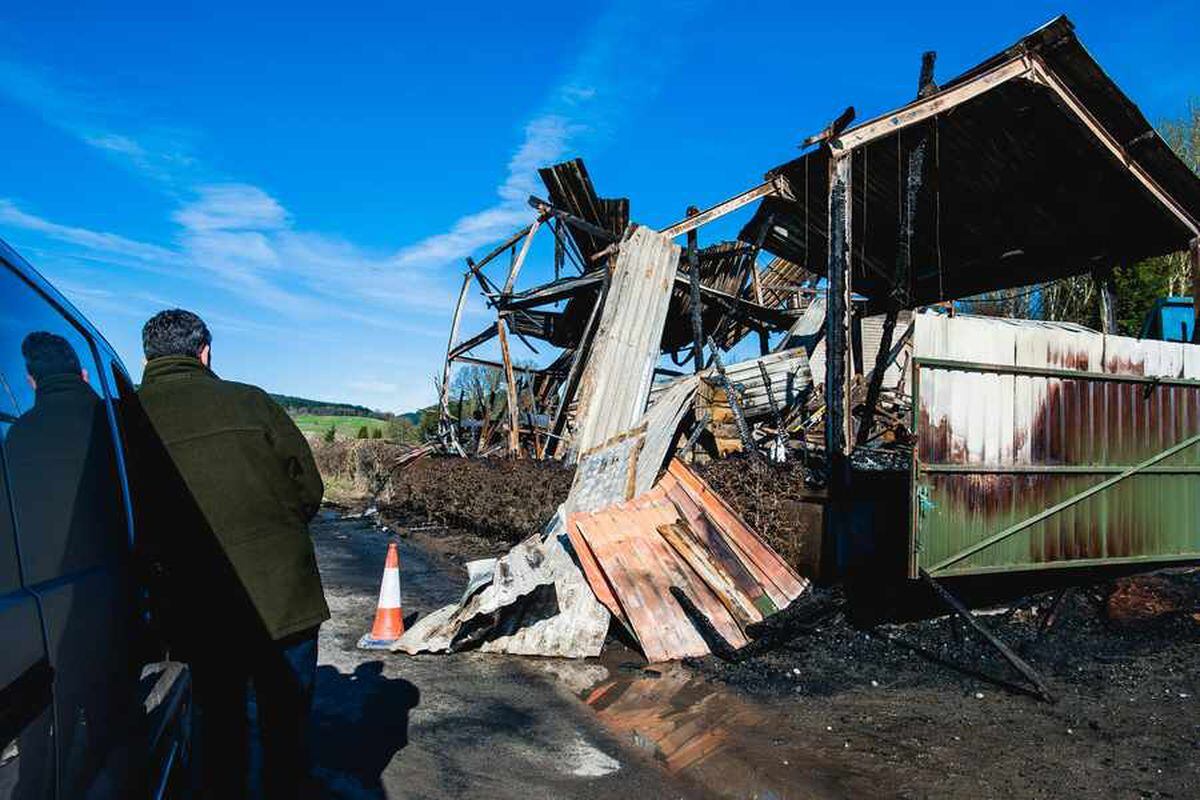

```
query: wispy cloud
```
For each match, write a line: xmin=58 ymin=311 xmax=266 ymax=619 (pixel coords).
xmin=0 ymin=198 xmax=176 ymax=265
xmin=391 ymin=0 xmax=701 ymax=272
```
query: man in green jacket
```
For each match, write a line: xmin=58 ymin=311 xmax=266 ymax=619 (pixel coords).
xmin=133 ymin=308 xmax=329 ymax=799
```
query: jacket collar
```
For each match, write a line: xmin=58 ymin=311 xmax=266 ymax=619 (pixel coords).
xmin=141 ymin=356 xmax=218 ymax=385
xmin=34 ymin=372 xmax=92 ymax=400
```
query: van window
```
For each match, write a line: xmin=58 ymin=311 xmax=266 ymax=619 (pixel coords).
xmin=0 ymin=265 xmax=125 ymax=584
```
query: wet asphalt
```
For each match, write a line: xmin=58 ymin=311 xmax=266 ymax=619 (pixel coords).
xmin=308 ymin=509 xmax=693 ymax=799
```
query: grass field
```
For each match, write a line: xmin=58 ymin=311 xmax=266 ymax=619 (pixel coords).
xmin=293 ymin=414 xmax=388 ymax=439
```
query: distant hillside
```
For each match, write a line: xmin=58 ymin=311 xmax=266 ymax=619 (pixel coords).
xmin=399 ymin=406 xmax=435 ymax=425
xmin=270 ymin=393 xmax=388 ymax=420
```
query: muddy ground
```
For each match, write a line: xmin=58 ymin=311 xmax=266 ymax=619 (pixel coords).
xmin=318 ymin=452 xmax=1200 ymax=798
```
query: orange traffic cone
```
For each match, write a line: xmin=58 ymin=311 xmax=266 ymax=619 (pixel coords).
xmin=358 ymin=541 xmax=404 ymax=649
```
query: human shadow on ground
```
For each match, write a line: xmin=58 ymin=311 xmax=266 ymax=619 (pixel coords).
xmin=311 ymin=661 xmax=420 ymax=799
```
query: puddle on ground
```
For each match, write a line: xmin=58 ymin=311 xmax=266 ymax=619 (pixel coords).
xmin=559 ymin=650 xmax=888 ymax=800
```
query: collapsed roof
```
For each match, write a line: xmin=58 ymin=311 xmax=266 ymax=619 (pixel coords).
xmin=738 ymin=15 xmax=1200 ymax=308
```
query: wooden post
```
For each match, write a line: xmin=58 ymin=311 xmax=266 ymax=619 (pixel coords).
xmin=496 ymin=319 xmax=521 ymax=457
xmin=749 ymin=213 xmax=772 ymax=355
xmin=553 ymin=219 xmax=564 ymax=281
xmin=686 ymin=206 xmax=705 ymax=373
xmin=825 ymin=153 xmax=853 ymax=469
xmin=1191 ymin=238 xmax=1200 ymax=343
xmin=1094 ymin=267 xmax=1117 ymax=335
xmin=502 ymin=218 xmax=542 ymax=295
xmin=440 ymin=271 xmax=473 ymax=436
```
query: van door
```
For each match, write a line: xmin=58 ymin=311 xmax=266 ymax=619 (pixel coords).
xmin=0 ymin=264 xmax=142 ymax=798
xmin=0 ymin=394 xmax=55 ymax=798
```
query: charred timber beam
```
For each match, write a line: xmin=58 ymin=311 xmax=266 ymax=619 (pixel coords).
xmin=498 ymin=271 xmax=605 ymax=312
xmin=471 ymin=222 xmax=539 ymax=275
xmin=439 ymin=270 xmax=473 ymax=435
xmin=831 ymin=56 xmax=1032 ymax=152
xmin=858 ymin=123 xmax=928 ymax=445
xmin=669 ymin=275 xmax=798 ymax=329
xmin=707 ymin=337 xmax=758 ymax=459
xmin=855 ymin=309 xmax=897 ymax=447
xmin=1094 ymin=267 xmax=1117 ymax=334
xmin=447 ymin=324 xmax=499 ymax=360
xmin=502 ymin=218 xmax=543 ymax=294
xmin=659 ymin=179 xmax=784 ymax=240
xmin=496 ymin=320 xmax=521 ymax=457
xmin=800 ymin=106 xmax=856 ymax=149
xmin=825 ymin=153 xmax=853 ymax=471
xmin=920 ymin=570 xmax=1054 ymax=703
xmin=528 ymin=196 xmax=619 ymax=244
xmin=917 ymin=51 xmax=939 ymax=98
xmin=686 ymin=207 xmax=704 ymax=373
xmin=1026 ymin=57 xmax=1199 ymax=237
xmin=757 ymin=360 xmax=788 ymax=463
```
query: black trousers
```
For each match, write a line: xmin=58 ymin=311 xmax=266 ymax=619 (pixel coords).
xmin=189 ymin=628 xmax=319 ymax=799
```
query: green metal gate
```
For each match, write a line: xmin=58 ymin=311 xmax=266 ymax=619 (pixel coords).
xmin=911 ymin=355 xmax=1200 ymax=578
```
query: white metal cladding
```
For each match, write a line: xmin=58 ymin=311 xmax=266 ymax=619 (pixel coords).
xmin=717 ymin=348 xmax=813 ymax=418
xmin=634 ymin=374 xmax=700 ymax=492
xmin=571 ymin=225 xmax=681 ymax=457
xmin=647 ymin=350 xmax=812 ymax=418
xmin=810 ymin=310 xmax=910 ymax=391
xmin=911 ymin=312 xmax=1200 ymax=467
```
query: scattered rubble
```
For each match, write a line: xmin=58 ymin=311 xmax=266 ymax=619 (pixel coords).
xmin=358 ymin=17 xmax=1200 ymax=691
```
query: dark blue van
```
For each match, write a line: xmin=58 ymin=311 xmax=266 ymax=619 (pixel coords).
xmin=0 ymin=238 xmax=189 ymax=798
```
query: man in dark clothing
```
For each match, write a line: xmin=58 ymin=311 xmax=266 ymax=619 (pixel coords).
xmin=131 ymin=309 xmax=329 ymax=799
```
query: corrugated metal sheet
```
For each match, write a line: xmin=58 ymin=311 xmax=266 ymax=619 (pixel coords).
xmin=912 ymin=312 xmax=1200 ymax=578
xmin=566 ymin=460 xmax=807 ymax=662
xmin=394 ymin=510 xmax=611 ymax=658
xmin=711 ymin=257 xmax=812 ymax=349
xmin=648 ymin=348 xmax=812 ymax=419
xmin=666 ymin=241 xmax=755 ymax=352
xmin=717 ymin=348 xmax=812 ymax=418
xmin=571 ymin=225 xmax=681 ymax=456
xmin=538 ymin=158 xmax=629 ymax=262
xmin=568 ymin=374 xmax=699 ymax=515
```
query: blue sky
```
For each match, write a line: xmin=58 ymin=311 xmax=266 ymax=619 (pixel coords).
xmin=1 ymin=1 xmax=1195 ymax=412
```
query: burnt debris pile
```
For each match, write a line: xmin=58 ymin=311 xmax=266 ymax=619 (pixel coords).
xmin=380 ymin=16 xmax=1200 ymax=686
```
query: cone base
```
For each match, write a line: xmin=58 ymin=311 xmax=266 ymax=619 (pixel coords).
xmin=357 ymin=632 xmax=401 ymax=650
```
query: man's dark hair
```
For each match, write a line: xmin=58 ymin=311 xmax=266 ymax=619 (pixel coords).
xmin=22 ymin=332 xmax=82 ymax=382
xmin=143 ymin=309 xmax=212 ymax=361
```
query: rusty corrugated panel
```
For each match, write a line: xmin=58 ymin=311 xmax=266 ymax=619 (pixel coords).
xmin=664 ymin=460 xmax=809 ymax=605
xmin=912 ymin=312 xmax=1200 ymax=578
xmin=572 ymin=492 xmax=741 ymax=662
xmin=571 ymin=225 xmax=681 ymax=457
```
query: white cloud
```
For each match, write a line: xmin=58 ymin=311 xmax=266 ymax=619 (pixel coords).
xmin=174 ymin=184 xmax=289 ymax=232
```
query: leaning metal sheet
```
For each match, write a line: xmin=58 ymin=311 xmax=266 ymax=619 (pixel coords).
xmin=571 ymin=225 xmax=681 ymax=457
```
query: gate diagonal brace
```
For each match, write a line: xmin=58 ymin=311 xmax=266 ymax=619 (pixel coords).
xmin=920 ymin=569 xmax=1054 ymax=703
